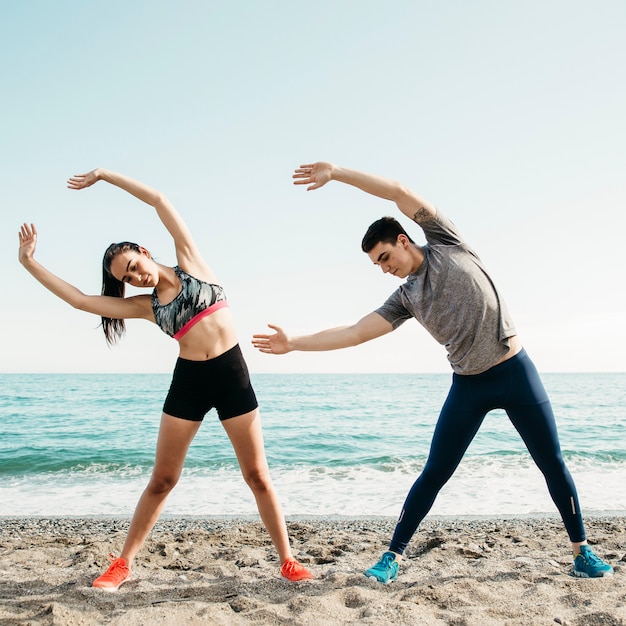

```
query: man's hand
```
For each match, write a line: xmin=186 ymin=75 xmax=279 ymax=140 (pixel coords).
xmin=252 ymin=324 xmax=292 ymax=354
xmin=292 ymin=162 xmax=334 ymax=191
xmin=67 ymin=169 xmax=101 ymax=190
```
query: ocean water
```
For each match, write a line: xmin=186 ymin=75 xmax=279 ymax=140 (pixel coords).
xmin=1 ymin=372 xmax=625 ymax=518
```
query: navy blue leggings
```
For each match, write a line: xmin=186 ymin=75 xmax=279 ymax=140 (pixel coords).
xmin=389 ymin=349 xmax=586 ymax=554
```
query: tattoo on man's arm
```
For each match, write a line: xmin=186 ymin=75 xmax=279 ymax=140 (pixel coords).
xmin=412 ymin=207 xmax=430 ymax=223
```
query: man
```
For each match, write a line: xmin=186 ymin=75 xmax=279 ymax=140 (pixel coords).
xmin=252 ymin=161 xmax=613 ymax=583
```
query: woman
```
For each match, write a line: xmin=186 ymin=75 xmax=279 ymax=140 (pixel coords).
xmin=18 ymin=168 xmax=313 ymax=590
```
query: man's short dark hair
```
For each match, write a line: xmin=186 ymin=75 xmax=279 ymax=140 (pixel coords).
xmin=361 ymin=216 xmax=415 ymax=253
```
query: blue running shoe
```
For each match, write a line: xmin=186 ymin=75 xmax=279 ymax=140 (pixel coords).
xmin=364 ymin=551 xmax=399 ymax=584
xmin=573 ymin=545 xmax=614 ymax=578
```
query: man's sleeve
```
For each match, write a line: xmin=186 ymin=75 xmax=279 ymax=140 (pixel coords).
xmin=374 ymin=289 xmax=411 ymax=330
xmin=420 ymin=210 xmax=465 ymax=247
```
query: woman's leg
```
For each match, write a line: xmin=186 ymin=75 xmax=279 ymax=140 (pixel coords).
xmin=221 ymin=408 xmax=292 ymax=563
xmin=119 ymin=413 xmax=202 ymax=564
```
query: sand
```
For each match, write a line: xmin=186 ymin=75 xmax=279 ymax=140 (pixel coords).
xmin=0 ymin=515 xmax=624 ymax=626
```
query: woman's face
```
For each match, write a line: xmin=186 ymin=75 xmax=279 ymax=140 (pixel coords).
xmin=109 ymin=247 xmax=158 ymax=288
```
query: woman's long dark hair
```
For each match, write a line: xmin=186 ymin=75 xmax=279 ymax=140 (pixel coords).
xmin=101 ymin=242 xmax=142 ymax=345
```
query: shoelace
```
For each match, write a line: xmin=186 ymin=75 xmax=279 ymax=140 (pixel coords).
xmin=378 ymin=554 xmax=395 ymax=569
xmin=580 ymin=550 xmax=602 ymax=565
xmin=102 ymin=556 xmax=128 ymax=578
xmin=282 ymin=560 xmax=299 ymax=575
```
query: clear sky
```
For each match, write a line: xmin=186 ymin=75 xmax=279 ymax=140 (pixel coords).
xmin=2 ymin=0 xmax=625 ymax=374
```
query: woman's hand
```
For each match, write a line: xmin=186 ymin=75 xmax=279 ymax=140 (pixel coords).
xmin=67 ymin=169 xmax=102 ymax=190
xmin=292 ymin=162 xmax=335 ymax=191
xmin=18 ymin=223 xmax=38 ymax=265
xmin=252 ymin=324 xmax=292 ymax=354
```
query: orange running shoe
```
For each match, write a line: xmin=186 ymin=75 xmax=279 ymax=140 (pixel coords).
xmin=92 ymin=554 xmax=131 ymax=591
xmin=280 ymin=557 xmax=313 ymax=582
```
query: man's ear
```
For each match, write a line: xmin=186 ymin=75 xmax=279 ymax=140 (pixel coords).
xmin=396 ymin=234 xmax=409 ymax=247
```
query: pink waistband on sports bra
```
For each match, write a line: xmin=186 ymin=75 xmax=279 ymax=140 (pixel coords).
xmin=172 ymin=300 xmax=229 ymax=341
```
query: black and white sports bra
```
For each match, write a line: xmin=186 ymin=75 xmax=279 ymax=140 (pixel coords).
xmin=151 ymin=266 xmax=228 ymax=340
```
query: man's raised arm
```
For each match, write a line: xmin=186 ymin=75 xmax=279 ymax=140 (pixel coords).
xmin=293 ymin=162 xmax=437 ymax=224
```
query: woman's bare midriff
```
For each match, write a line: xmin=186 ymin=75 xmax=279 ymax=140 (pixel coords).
xmin=177 ymin=307 xmax=239 ymax=361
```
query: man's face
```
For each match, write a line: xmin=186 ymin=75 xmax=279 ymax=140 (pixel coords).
xmin=366 ymin=235 xmax=415 ymax=279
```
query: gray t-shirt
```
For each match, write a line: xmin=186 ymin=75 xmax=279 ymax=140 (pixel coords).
xmin=375 ymin=211 xmax=516 ymax=375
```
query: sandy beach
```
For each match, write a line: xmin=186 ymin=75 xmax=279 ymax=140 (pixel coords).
xmin=0 ymin=515 xmax=624 ymax=626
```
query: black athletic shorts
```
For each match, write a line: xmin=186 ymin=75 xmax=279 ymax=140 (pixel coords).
xmin=163 ymin=344 xmax=258 ymax=421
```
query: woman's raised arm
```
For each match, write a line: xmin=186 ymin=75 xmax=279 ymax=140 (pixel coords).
xmin=67 ymin=169 xmax=202 ymax=268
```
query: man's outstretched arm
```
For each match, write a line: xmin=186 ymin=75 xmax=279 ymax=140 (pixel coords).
xmin=293 ymin=162 xmax=437 ymax=224
xmin=252 ymin=312 xmax=393 ymax=354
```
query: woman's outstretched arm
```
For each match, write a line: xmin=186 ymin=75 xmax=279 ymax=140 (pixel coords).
xmin=18 ymin=223 xmax=151 ymax=320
